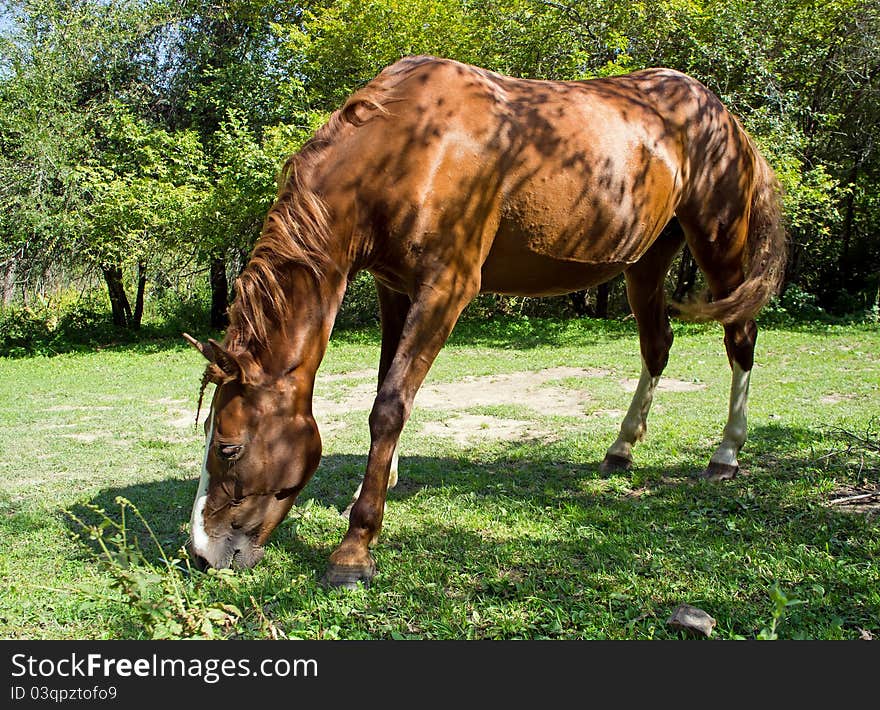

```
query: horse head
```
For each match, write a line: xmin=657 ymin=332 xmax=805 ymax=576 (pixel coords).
xmin=183 ymin=332 xmax=322 ymax=570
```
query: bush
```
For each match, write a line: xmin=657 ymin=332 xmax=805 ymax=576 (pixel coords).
xmin=0 ymin=290 xmax=130 ymax=356
xmin=0 ymin=305 xmax=53 ymax=356
xmin=146 ymin=282 xmax=211 ymax=335
xmin=54 ymin=292 xmax=118 ymax=340
xmin=760 ymin=284 xmax=830 ymax=325
xmin=0 ymin=283 xmax=215 ymax=357
xmin=336 ymin=272 xmax=380 ymax=328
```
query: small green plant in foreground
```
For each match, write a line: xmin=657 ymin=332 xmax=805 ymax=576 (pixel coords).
xmin=757 ymin=585 xmax=805 ymax=640
xmin=66 ymin=497 xmax=244 ymax=639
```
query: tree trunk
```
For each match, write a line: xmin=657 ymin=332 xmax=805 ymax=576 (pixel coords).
xmin=1 ymin=257 xmax=15 ymax=306
xmin=672 ymin=247 xmax=699 ymax=303
xmin=102 ymin=264 xmax=132 ymax=328
xmin=569 ymin=290 xmax=590 ymax=316
xmin=210 ymin=256 xmax=229 ymax=329
xmin=838 ymin=166 xmax=859 ymax=283
xmin=594 ymin=282 xmax=610 ymax=319
xmin=132 ymin=261 xmax=147 ymax=330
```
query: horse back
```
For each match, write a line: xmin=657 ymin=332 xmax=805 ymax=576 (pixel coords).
xmin=316 ymin=57 xmax=747 ymax=293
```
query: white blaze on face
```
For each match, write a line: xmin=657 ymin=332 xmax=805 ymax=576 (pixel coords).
xmin=606 ymin=359 xmax=660 ymax=460
xmin=189 ymin=415 xmax=214 ymax=555
xmin=710 ymin=362 xmax=751 ymax=467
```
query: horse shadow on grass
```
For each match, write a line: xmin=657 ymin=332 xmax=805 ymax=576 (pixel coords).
xmin=64 ymin=421 xmax=878 ymax=638
xmin=65 ymin=420 xmax=874 ymax=563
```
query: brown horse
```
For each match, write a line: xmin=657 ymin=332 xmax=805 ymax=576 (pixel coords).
xmin=184 ymin=56 xmax=785 ymax=586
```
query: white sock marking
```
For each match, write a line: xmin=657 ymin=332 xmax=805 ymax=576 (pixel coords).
xmin=388 ymin=445 xmax=399 ymax=488
xmin=710 ymin=363 xmax=750 ymax=467
xmin=606 ymin=359 xmax=660 ymax=460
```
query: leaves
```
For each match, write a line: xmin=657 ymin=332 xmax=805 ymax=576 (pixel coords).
xmin=757 ymin=584 xmax=806 ymax=639
xmin=1 ymin=0 xmax=879 ymax=319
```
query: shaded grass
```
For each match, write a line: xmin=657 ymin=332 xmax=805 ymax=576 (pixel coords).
xmin=1 ymin=318 xmax=878 ymax=639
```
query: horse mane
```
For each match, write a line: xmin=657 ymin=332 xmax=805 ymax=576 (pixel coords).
xmin=226 ymin=156 xmax=334 ymax=353
xmin=224 ymin=62 xmax=417 ymax=354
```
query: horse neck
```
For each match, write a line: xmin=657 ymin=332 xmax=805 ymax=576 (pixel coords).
xmin=255 ymin=263 xmax=347 ymax=387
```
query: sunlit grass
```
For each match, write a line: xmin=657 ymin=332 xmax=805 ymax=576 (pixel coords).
xmin=1 ymin=318 xmax=878 ymax=639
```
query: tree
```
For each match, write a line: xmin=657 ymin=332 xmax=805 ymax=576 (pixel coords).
xmin=1 ymin=0 xmax=878 ymax=327
xmin=76 ymin=104 xmax=205 ymax=328
xmin=166 ymin=0 xmax=311 ymax=326
xmin=0 ymin=0 xmax=187 ymax=314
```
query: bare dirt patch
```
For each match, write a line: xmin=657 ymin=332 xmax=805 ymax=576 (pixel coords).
xmin=620 ymin=377 xmax=705 ymax=393
xmin=313 ymin=366 xmax=609 ymax=421
xmin=174 ymin=366 xmax=707 ymax=446
xmin=60 ymin=432 xmax=110 ymax=443
xmin=45 ymin=405 xmax=114 ymax=412
xmin=421 ymin=414 xmax=547 ymax=445
xmin=820 ymin=393 xmax=857 ymax=404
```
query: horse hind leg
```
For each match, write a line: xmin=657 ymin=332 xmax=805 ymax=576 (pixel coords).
xmin=676 ymin=210 xmax=757 ymax=481
xmin=701 ymin=319 xmax=756 ymax=480
xmin=601 ymin=221 xmax=685 ymax=473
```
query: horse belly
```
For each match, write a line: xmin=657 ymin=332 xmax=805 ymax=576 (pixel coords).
xmin=481 ymin=180 xmax=663 ymax=296
xmin=480 ymin=224 xmax=629 ymax=297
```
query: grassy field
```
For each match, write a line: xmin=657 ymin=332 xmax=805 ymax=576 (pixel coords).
xmin=1 ymin=317 xmax=878 ymax=640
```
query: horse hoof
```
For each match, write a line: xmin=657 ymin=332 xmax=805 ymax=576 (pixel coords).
xmin=322 ymin=561 xmax=377 ymax=590
xmin=699 ymin=462 xmax=738 ymax=481
xmin=600 ymin=453 xmax=632 ymax=474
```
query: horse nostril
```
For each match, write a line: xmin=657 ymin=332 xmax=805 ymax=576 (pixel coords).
xmin=191 ymin=552 xmax=210 ymax=571
xmin=218 ymin=444 xmax=244 ymax=461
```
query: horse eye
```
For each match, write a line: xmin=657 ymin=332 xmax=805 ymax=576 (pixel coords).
xmin=216 ymin=443 xmax=245 ymax=461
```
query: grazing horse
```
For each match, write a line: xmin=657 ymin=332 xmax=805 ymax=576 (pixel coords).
xmin=184 ymin=56 xmax=786 ymax=587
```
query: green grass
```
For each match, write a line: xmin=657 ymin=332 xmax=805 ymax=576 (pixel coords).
xmin=1 ymin=317 xmax=878 ymax=639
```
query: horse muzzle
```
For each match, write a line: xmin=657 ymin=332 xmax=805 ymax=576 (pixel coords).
xmin=187 ymin=535 xmax=265 ymax=571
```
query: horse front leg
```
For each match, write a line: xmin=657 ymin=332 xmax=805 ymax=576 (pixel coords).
xmin=342 ymin=282 xmax=410 ymax=518
xmin=324 ymin=275 xmax=478 ymax=589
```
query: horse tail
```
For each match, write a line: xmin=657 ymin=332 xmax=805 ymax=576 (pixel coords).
xmin=675 ymin=133 xmax=787 ymax=326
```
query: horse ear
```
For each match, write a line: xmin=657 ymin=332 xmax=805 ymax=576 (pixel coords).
xmin=207 ymin=338 xmax=243 ymax=379
xmin=183 ymin=332 xmax=215 ymax=362
xmin=183 ymin=333 xmax=244 ymax=381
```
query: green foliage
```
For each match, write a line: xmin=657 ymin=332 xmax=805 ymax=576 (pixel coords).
xmin=336 ymin=271 xmax=381 ymax=328
xmin=0 ymin=286 xmax=211 ymax=356
xmin=67 ymin=497 xmax=244 ymax=639
xmin=759 ymin=285 xmax=830 ymax=325
xmin=147 ymin=281 xmax=213 ymax=334
xmin=0 ymin=304 xmax=52 ymax=357
xmin=0 ymin=292 xmax=118 ymax=356
xmin=1 ymin=0 xmax=879 ymax=330
xmin=0 ymin=0 xmax=184 ymax=280
xmin=76 ymin=102 xmax=207 ymax=269
xmin=757 ymin=584 xmax=805 ymax=640
xmin=195 ymin=109 xmax=312 ymax=260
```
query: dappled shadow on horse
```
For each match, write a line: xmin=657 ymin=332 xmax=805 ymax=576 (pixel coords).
xmin=182 ymin=56 xmax=786 ymax=588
